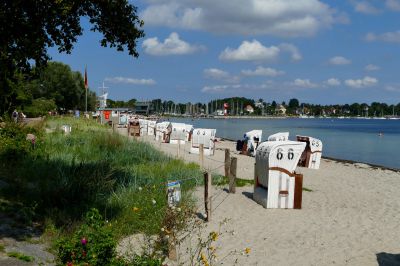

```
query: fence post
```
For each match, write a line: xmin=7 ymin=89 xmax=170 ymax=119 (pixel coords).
xmin=199 ymin=144 xmax=204 ymax=169
xmin=204 ymin=172 xmax=211 ymax=222
xmin=177 ymin=140 xmax=181 ymax=158
xmin=224 ymin=149 xmax=231 ymax=178
xmin=229 ymin=157 xmax=237 ymax=193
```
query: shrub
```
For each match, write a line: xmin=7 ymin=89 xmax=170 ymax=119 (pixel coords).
xmin=57 ymin=208 xmax=117 ymax=265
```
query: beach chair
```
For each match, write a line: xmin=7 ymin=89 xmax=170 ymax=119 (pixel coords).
xmin=253 ymin=141 xmax=305 ymax=209
xmin=244 ymin=130 xmax=262 ymax=156
xmin=138 ymin=119 xmax=148 ymax=136
xmin=267 ymin=132 xmax=289 ymax=141
xmin=190 ymin=128 xmax=216 ymax=156
xmin=185 ymin=124 xmax=194 ymax=141
xmin=147 ymin=121 xmax=156 ymax=136
xmin=296 ymin=135 xmax=323 ymax=169
xmin=169 ymin=123 xmax=187 ymax=144
xmin=155 ymin=122 xmax=171 ymax=142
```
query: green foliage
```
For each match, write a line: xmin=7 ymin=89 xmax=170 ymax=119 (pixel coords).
xmin=57 ymin=208 xmax=117 ymax=265
xmin=7 ymin=251 xmax=34 ymax=262
xmin=24 ymin=97 xmax=57 ymax=117
xmin=0 ymin=121 xmax=42 ymax=160
xmin=1 ymin=1 xmax=144 ymax=115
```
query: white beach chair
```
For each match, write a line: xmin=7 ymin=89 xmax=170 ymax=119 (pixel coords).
xmin=138 ymin=119 xmax=148 ymax=136
xmin=169 ymin=123 xmax=187 ymax=144
xmin=296 ymin=136 xmax=323 ymax=169
xmin=185 ymin=124 xmax=194 ymax=141
xmin=253 ymin=141 xmax=305 ymax=209
xmin=267 ymin=132 xmax=289 ymax=141
xmin=244 ymin=130 xmax=262 ymax=156
xmin=147 ymin=121 xmax=156 ymax=136
xmin=155 ymin=122 xmax=171 ymax=142
xmin=190 ymin=128 xmax=216 ymax=156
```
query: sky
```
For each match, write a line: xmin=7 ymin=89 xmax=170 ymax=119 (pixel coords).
xmin=48 ymin=0 xmax=400 ymax=105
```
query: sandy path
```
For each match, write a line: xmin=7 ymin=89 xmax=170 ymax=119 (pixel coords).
xmin=119 ymin=128 xmax=400 ymax=266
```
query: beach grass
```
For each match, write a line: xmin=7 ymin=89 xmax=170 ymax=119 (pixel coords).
xmin=0 ymin=117 xmax=202 ymax=240
xmin=7 ymin=251 xmax=34 ymax=262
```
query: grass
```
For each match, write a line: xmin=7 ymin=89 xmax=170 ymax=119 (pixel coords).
xmin=213 ymin=174 xmax=254 ymax=187
xmin=7 ymin=251 xmax=34 ymax=262
xmin=303 ymin=187 xmax=313 ymax=192
xmin=0 ymin=117 xmax=202 ymax=239
xmin=0 ymin=243 xmax=4 ymax=252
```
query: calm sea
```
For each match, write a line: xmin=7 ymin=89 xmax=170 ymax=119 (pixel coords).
xmin=169 ymin=117 xmax=400 ymax=170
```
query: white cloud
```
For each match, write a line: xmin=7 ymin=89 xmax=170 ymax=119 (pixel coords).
xmin=219 ymin=40 xmax=280 ymax=62
xmin=329 ymin=56 xmax=351 ymax=65
xmin=344 ymin=76 xmax=378 ymax=88
xmin=365 ymin=64 xmax=380 ymax=71
xmin=219 ymin=40 xmax=301 ymax=63
xmin=142 ymin=32 xmax=203 ymax=56
xmin=365 ymin=31 xmax=400 ymax=43
xmin=141 ymin=0 xmax=341 ymax=37
xmin=325 ymin=78 xmax=341 ymax=86
xmin=353 ymin=1 xmax=381 ymax=14
xmin=279 ymin=43 xmax=303 ymax=61
xmin=386 ymin=0 xmax=400 ymax=11
xmin=201 ymin=85 xmax=230 ymax=93
xmin=104 ymin=77 xmax=156 ymax=85
xmin=241 ymin=66 xmax=285 ymax=77
xmin=292 ymin=79 xmax=318 ymax=88
xmin=203 ymin=68 xmax=240 ymax=83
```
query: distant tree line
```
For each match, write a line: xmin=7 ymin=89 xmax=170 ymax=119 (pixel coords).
xmin=108 ymin=97 xmax=400 ymax=117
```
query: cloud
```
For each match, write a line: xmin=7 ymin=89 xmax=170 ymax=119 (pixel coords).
xmin=329 ymin=56 xmax=351 ymax=65
xmin=365 ymin=31 xmax=400 ymax=43
xmin=104 ymin=77 xmax=156 ymax=85
xmin=344 ymin=76 xmax=378 ymax=88
xmin=219 ymin=40 xmax=301 ymax=62
xmin=353 ymin=1 xmax=381 ymax=14
xmin=219 ymin=40 xmax=280 ymax=62
xmin=325 ymin=78 xmax=341 ymax=86
xmin=201 ymin=85 xmax=231 ymax=93
xmin=203 ymin=68 xmax=240 ymax=83
xmin=386 ymin=0 xmax=400 ymax=11
xmin=241 ymin=66 xmax=285 ymax=77
xmin=279 ymin=43 xmax=303 ymax=61
xmin=140 ymin=0 xmax=341 ymax=37
xmin=365 ymin=64 xmax=380 ymax=71
xmin=142 ymin=32 xmax=204 ymax=56
xmin=292 ymin=79 xmax=318 ymax=88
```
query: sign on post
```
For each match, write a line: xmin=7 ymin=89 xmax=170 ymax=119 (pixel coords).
xmin=167 ymin=181 xmax=181 ymax=207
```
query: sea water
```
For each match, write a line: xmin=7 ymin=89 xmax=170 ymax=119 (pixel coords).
xmin=169 ymin=117 xmax=400 ymax=169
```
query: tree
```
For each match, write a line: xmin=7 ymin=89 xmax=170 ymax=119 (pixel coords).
xmin=1 ymin=1 xmax=145 ymax=114
xmin=288 ymin=98 xmax=299 ymax=109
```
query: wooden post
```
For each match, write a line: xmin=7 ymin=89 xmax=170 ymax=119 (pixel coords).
xmin=177 ymin=140 xmax=181 ymax=157
xmin=127 ymin=126 xmax=130 ymax=137
xmin=229 ymin=157 xmax=237 ymax=193
xmin=204 ymin=172 xmax=212 ymax=222
xmin=224 ymin=149 xmax=231 ymax=178
xmin=199 ymin=144 xmax=204 ymax=169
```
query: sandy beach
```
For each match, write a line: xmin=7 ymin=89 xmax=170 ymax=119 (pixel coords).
xmin=122 ymin=129 xmax=400 ymax=266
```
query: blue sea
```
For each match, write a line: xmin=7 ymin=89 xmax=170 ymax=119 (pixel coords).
xmin=169 ymin=117 xmax=400 ymax=170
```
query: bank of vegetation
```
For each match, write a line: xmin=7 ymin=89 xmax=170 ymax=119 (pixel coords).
xmin=0 ymin=117 xmax=202 ymax=265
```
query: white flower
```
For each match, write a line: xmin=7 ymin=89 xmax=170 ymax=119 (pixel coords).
xmin=161 ymin=227 xmax=165 ymax=232
xmin=152 ymin=199 xmax=157 ymax=204
xmin=138 ymin=187 xmax=142 ymax=191
xmin=177 ymin=207 xmax=181 ymax=212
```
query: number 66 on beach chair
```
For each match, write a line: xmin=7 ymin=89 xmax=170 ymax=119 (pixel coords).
xmin=253 ymin=141 xmax=306 ymax=209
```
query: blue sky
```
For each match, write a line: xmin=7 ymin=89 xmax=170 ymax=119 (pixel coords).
xmin=49 ymin=0 xmax=400 ymax=104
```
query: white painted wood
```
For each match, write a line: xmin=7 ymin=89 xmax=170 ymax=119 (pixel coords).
xmin=190 ymin=128 xmax=216 ymax=156
xmin=155 ymin=122 xmax=171 ymax=142
xmin=170 ymin=123 xmax=187 ymax=145
xmin=267 ymin=132 xmax=289 ymax=141
xmin=244 ymin=130 xmax=262 ymax=156
xmin=147 ymin=121 xmax=156 ymax=136
xmin=254 ymin=141 xmax=305 ymax=209
xmin=296 ymin=135 xmax=323 ymax=169
xmin=138 ymin=119 xmax=148 ymax=136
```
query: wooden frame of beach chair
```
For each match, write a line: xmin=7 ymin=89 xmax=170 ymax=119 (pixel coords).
xmin=253 ymin=141 xmax=305 ymax=209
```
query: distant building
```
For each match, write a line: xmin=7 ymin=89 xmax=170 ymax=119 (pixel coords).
xmin=135 ymin=101 xmax=154 ymax=115
xmin=275 ymin=104 xmax=286 ymax=115
xmin=245 ymin=105 xmax=254 ymax=114
xmin=255 ymin=101 xmax=264 ymax=108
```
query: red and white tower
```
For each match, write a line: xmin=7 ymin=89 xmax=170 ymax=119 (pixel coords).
xmin=223 ymin=103 xmax=229 ymax=116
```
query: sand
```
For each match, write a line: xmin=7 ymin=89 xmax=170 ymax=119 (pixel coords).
xmin=121 ymin=129 xmax=400 ymax=266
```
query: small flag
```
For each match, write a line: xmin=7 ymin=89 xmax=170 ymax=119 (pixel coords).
xmin=84 ymin=66 xmax=88 ymax=89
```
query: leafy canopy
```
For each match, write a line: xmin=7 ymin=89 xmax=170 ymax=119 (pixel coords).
xmin=0 ymin=0 xmax=145 ymax=114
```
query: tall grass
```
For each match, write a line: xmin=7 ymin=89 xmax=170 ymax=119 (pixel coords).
xmin=0 ymin=117 xmax=202 ymax=238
